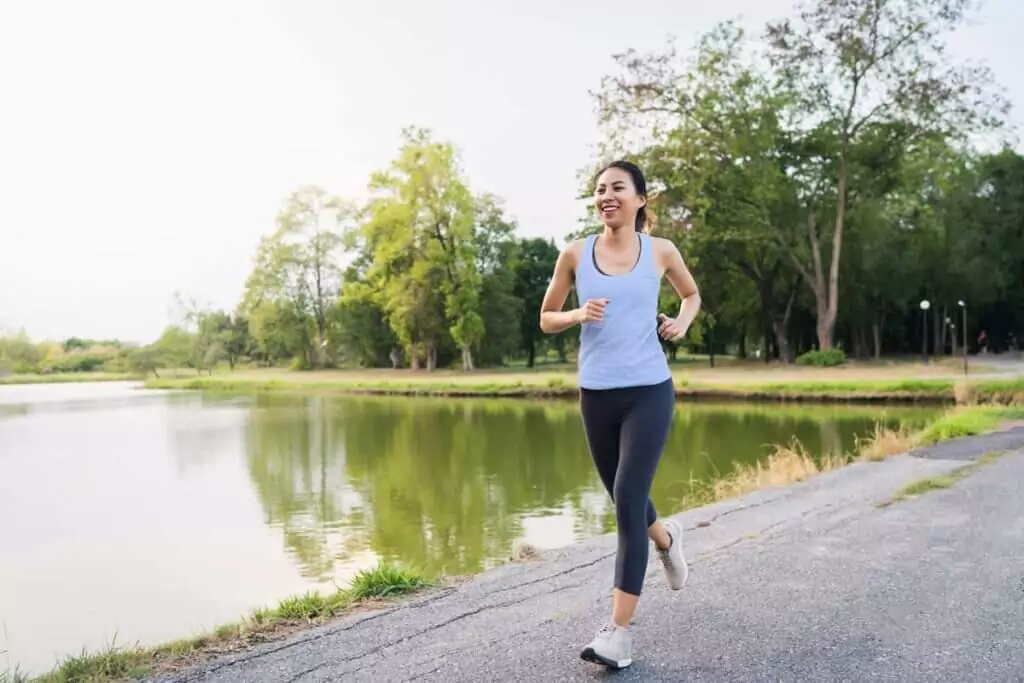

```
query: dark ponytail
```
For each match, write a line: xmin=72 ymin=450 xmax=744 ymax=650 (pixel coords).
xmin=596 ymin=160 xmax=654 ymax=233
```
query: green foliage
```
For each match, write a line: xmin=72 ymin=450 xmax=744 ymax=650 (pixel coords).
xmin=915 ymin=406 xmax=1024 ymax=445
xmin=511 ymin=238 xmax=559 ymax=367
xmin=590 ymin=0 xmax=1015 ymax=360
xmin=795 ymin=348 xmax=847 ymax=367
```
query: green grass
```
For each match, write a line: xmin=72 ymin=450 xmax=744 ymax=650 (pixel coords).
xmin=917 ymin=405 xmax=1024 ymax=445
xmin=25 ymin=563 xmax=429 ymax=683
xmin=0 ymin=373 xmax=142 ymax=386
xmin=143 ymin=372 xmax=1024 ymax=405
xmin=878 ymin=450 xmax=1010 ymax=508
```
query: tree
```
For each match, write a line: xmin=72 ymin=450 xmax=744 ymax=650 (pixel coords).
xmin=356 ymin=128 xmax=485 ymax=371
xmin=238 ymin=187 xmax=346 ymax=369
xmin=764 ymin=0 xmax=1008 ymax=349
xmin=473 ymin=195 xmax=522 ymax=367
xmin=512 ymin=237 xmax=559 ymax=367
xmin=592 ymin=21 xmax=804 ymax=361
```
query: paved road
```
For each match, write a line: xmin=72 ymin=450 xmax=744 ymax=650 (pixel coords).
xmin=154 ymin=428 xmax=1024 ymax=683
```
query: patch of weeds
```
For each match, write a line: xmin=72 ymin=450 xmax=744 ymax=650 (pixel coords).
xmin=348 ymin=563 xmax=429 ymax=600
xmin=27 ymin=562 xmax=430 ymax=683
xmin=855 ymin=423 xmax=917 ymax=462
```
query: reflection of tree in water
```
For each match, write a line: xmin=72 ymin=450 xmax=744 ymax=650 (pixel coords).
xmin=245 ymin=395 xmax=372 ymax=581
xmin=338 ymin=398 xmax=599 ymax=576
xmin=243 ymin=395 xmax=930 ymax=581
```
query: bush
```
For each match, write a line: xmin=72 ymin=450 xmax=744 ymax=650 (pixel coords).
xmin=795 ymin=348 xmax=847 ymax=367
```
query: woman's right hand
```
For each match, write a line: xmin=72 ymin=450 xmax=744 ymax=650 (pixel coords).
xmin=576 ymin=298 xmax=609 ymax=324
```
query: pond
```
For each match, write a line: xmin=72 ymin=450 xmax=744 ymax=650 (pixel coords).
xmin=0 ymin=382 xmax=939 ymax=675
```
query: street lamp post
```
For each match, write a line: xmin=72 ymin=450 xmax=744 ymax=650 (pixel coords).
xmin=958 ymin=300 xmax=968 ymax=377
xmin=920 ymin=300 xmax=930 ymax=364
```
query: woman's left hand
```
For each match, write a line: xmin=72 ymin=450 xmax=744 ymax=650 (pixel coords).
xmin=657 ymin=313 xmax=689 ymax=342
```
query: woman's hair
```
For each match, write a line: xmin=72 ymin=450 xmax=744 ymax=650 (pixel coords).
xmin=596 ymin=160 xmax=656 ymax=233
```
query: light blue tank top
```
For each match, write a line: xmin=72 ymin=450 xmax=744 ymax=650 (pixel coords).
xmin=575 ymin=233 xmax=672 ymax=390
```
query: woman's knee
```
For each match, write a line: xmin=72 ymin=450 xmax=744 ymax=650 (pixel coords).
xmin=612 ymin=480 xmax=645 ymax=525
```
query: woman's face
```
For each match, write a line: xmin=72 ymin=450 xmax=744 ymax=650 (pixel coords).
xmin=594 ymin=167 xmax=645 ymax=231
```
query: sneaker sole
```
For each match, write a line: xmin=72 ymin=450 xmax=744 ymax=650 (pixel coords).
xmin=662 ymin=520 xmax=690 ymax=590
xmin=580 ymin=647 xmax=632 ymax=669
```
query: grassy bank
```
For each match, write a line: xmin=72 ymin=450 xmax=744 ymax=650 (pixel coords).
xmin=144 ymin=366 xmax=1024 ymax=405
xmin=22 ymin=564 xmax=429 ymax=683
xmin=0 ymin=373 xmax=142 ymax=386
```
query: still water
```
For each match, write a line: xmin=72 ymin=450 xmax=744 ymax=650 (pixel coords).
xmin=0 ymin=382 xmax=938 ymax=674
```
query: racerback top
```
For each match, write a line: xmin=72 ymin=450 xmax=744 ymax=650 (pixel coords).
xmin=574 ymin=233 xmax=672 ymax=390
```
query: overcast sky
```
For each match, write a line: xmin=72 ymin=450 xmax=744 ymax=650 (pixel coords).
xmin=1 ymin=0 xmax=1021 ymax=344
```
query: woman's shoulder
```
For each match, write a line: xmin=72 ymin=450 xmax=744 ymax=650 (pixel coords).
xmin=552 ymin=237 xmax=586 ymax=274
xmin=648 ymin=235 xmax=682 ymax=255
xmin=561 ymin=237 xmax=587 ymax=262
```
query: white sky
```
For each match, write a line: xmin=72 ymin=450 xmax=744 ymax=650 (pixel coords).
xmin=1 ymin=0 xmax=1021 ymax=344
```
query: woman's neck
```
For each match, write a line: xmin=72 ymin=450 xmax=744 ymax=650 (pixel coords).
xmin=600 ymin=226 xmax=637 ymax=249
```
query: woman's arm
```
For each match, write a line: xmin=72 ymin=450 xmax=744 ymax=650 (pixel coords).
xmin=540 ymin=241 xmax=589 ymax=334
xmin=655 ymin=238 xmax=701 ymax=341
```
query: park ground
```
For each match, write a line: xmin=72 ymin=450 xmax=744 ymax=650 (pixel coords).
xmin=138 ymin=354 xmax=1024 ymax=404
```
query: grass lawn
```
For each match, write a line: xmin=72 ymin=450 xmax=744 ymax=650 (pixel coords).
xmin=143 ymin=357 xmax=1021 ymax=404
xmin=0 ymin=372 xmax=142 ymax=386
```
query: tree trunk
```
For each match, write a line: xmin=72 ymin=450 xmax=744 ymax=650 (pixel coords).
xmin=872 ymin=319 xmax=882 ymax=359
xmin=855 ymin=326 xmax=869 ymax=359
xmin=788 ymin=210 xmax=835 ymax=351
xmin=460 ymin=344 xmax=474 ymax=371
xmin=409 ymin=341 xmax=420 ymax=371
xmin=708 ymin=323 xmax=716 ymax=368
xmin=822 ymin=154 xmax=847 ymax=351
xmin=773 ymin=320 xmax=794 ymax=363
xmin=526 ymin=340 xmax=536 ymax=368
xmin=554 ymin=336 xmax=567 ymax=363
xmin=426 ymin=339 xmax=437 ymax=372
xmin=937 ymin=306 xmax=947 ymax=355
xmin=816 ymin=310 xmax=834 ymax=351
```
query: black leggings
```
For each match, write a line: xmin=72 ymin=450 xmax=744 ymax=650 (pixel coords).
xmin=579 ymin=378 xmax=675 ymax=596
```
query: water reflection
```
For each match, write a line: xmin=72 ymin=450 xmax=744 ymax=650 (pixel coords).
xmin=239 ymin=395 xmax=937 ymax=580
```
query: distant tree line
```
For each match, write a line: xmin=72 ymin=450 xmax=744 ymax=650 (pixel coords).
xmin=4 ymin=0 xmax=1021 ymax=376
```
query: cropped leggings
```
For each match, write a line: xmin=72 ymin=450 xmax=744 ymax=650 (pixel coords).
xmin=579 ymin=378 xmax=675 ymax=596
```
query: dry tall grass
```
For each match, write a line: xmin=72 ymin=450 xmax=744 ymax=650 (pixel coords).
xmin=710 ymin=439 xmax=848 ymax=501
xmin=854 ymin=423 xmax=918 ymax=462
xmin=676 ymin=421 xmax=920 ymax=512
xmin=954 ymin=378 xmax=975 ymax=405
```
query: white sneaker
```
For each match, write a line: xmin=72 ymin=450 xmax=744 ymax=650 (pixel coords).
xmin=580 ymin=622 xmax=633 ymax=669
xmin=656 ymin=518 xmax=689 ymax=590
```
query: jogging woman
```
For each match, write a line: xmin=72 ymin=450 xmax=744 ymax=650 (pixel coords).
xmin=539 ymin=160 xmax=701 ymax=670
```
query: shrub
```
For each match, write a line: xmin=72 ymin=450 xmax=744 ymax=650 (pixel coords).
xmin=795 ymin=348 xmax=847 ymax=367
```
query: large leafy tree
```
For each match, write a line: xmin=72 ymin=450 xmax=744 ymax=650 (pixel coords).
xmin=764 ymin=0 xmax=1008 ymax=349
xmin=354 ymin=127 xmax=486 ymax=371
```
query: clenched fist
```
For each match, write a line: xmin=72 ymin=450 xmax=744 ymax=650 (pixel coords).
xmin=576 ymin=298 xmax=609 ymax=324
xmin=657 ymin=313 xmax=688 ymax=342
